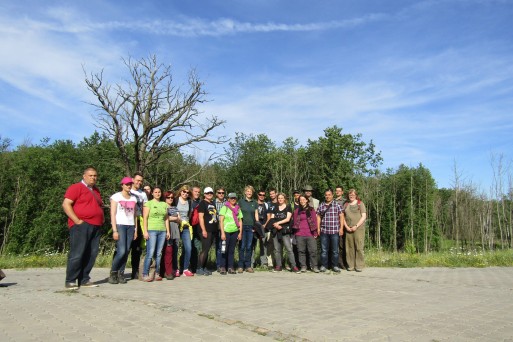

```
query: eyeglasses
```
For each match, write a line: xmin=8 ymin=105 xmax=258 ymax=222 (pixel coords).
xmin=217 ymin=191 xmax=225 ymax=194
xmin=166 ymin=196 xmax=173 ymax=199
xmin=258 ymin=193 xmax=265 ymax=196
xmin=205 ymin=192 xmax=214 ymax=195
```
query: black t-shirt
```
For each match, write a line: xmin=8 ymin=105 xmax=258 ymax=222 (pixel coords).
xmin=273 ymin=204 xmax=292 ymax=228
xmin=257 ymin=202 xmax=268 ymax=224
xmin=198 ymin=200 xmax=218 ymax=232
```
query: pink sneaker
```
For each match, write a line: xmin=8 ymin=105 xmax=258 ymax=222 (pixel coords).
xmin=183 ymin=269 xmax=194 ymax=277
xmin=175 ymin=270 xmax=180 ymax=277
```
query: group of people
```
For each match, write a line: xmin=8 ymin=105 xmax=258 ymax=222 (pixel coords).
xmin=62 ymin=167 xmax=367 ymax=289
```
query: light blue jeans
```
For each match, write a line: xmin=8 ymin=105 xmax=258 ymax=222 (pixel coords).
xmin=143 ymin=230 xmax=166 ymax=276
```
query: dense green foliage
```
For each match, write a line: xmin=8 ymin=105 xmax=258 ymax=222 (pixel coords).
xmin=1 ymin=126 xmax=512 ymax=255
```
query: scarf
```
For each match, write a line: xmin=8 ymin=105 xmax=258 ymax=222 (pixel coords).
xmin=224 ymin=201 xmax=241 ymax=228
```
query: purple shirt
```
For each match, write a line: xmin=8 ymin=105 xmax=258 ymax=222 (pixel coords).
xmin=316 ymin=201 xmax=343 ymax=234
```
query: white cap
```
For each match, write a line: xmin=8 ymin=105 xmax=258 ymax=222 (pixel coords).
xmin=203 ymin=187 xmax=214 ymax=194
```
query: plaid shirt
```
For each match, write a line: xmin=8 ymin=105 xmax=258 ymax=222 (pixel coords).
xmin=316 ymin=201 xmax=343 ymax=234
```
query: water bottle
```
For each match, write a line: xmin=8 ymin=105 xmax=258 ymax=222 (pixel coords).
xmin=221 ymin=240 xmax=226 ymax=254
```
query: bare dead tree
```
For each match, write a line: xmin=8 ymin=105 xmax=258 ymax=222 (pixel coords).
xmin=84 ymin=55 xmax=226 ymax=175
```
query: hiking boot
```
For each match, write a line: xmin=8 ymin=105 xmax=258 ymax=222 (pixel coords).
xmin=196 ymin=268 xmax=206 ymax=276
xmin=228 ymin=268 xmax=236 ymax=274
xmin=292 ymin=266 xmax=301 ymax=274
xmin=131 ymin=271 xmax=139 ymax=280
xmin=165 ymin=273 xmax=175 ymax=280
xmin=246 ymin=268 xmax=254 ymax=273
xmin=333 ymin=267 xmax=341 ymax=273
xmin=108 ymin=271 xmax=119 ymax=284
xmin=117 ymin=271 xmax=127 ymax=284
xmin=220 ymin=267 xmax=227 ymax=275
xmin=203 ymin=269 xmax=212 ymax=276
xmin=237 ymin=267 xmax=244 ymax=273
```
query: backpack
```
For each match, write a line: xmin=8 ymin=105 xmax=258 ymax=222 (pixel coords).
xmin=343 ymin=200 xmax=362 ymax=213
xmin=190 ymin=204 xmax=200 ymax=226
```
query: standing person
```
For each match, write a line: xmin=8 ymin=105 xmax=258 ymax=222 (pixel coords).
xmin=162 ymin=190 xmax=180 ymax=280
xmin=190 ymin=186 xmax=202 ymax=273
xmin=143 ymin=185 xmax=152 ymax=199
xmin=303 ymin=185 xmax=320 ymax=210
xmin=334 ymin=186 xmax=348 ymax=270
xmin=174 ymin=185 xmax=194 ymax=277
xmin=271 ymin=193 xmax=298 ymax=273
xmin=316 ymin=189 xmax=344 ymax=273
xmin=251 ymin=190 xmax=269 ymax=269
xmin=62 ymin=167 xmax=105 ymax=289
xmin=292 ymin=195 xmax=319 ymax=273
xmin=292 ymin=190 xmax=300 ymax=210
xmin=214 ymin=187 xmax=226 ymax=272
xmin=219 ymin=193 xmax=243 ymax=275
xmin=197 ymin=187 xmax=218 ymax=276
xmin=265 ymin=188 xmax=278 ymax=269
xmin=108 ymin=177 xmax=137 ymax=284
xmin=344 ymin=189 xmax=367 ymax=272
xmin=128 ymin=172 xmax=148 ymax=280
xmin=237 ymin=185 xmax=258 ymax=273
xmin=142 ymin=187 xmax=170 ymax=282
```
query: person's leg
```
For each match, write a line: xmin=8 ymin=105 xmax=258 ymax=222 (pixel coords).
xmin=129 ymin=219 xmax=143 ymax=278
xmin=143 ymin=231 xmax=158 ymax=276
xmin=265 ymin=232 xmax=274 ymax=267
xmin=283 ymin=235 xmax=297 ymax=268
xmin=154 ymin=231 xmax=167 ymax=276
xmin=65 ymin=222 xmax=89 ymax=284
xmin=190 ymin=226 xmax=201 ymax=273
xmin=345 ymin=231 xmax=356 ymax=271
xmin=296 ymin=236 xmax=307 ymax=269
xmin=273 ymin=235 xmax=283 ymax=268
xmin=162 ymin=238 xmax=173 ymax=277
xmin=80 ymin=224 xmax=101 ymax=285
xmin=215 ymin=231 xmax=221 ymax=270
xmin=320 ymin=233 xmax=329 ymax=269
xmin=242 ymin=226 xmax=253 ymax=269
xmin=306 ymin=236 xmax=318 ymax=270
xmin=112 ymin=224 xmax=128 ymax=272
xmin=172 ymin=239 xmax=179 ymax=273
xmin=339 ymin=233 xmax=348 ymax=269
xmin=354 ymin=227 xmax=365 ymax=270
xmin=181 ymin=228 xmax=192 ymax=271
xmin=227 ymin=232 xmax=238 ymax=270
xmin=199 ymin=231 xmax=213 ymax=270
xmin=258 ymin=236 xmax=268 ymax=266
xmin=330 ymin=234 xmax=340 ymax=270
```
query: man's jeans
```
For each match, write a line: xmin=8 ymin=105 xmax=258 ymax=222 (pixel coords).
xmin=65 ymin=221 xmax=101 ymax=285
xmin=320 ymin=233 xmax=339 ymax=269
xmin=143 ymin=230 xmax=166 ymax=276
xmin=238 ymin=225 xmax=253 ymax=269
xmin=111 ymin=224 xmax=135 ymax=272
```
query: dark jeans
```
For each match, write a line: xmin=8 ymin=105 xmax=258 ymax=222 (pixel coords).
xmin=111 ymin=224 xmax=135 ymax=272
xmin=65 ymin=222 xmax=101 ymax=285
xmin=215 ymin=231 xmax=222 ymax=268
xmin=190 ymin=225 xmax=201 ymax=272
xmin=238 ymin=225 xmax=253 ymax=269
xmin=320 ymin=233 xmax=339 ymax=269
xmin=220 ymin=231 xmax=238 ymax=269
xmin=296 ymin=235 xmax=317 ymax=269
xmin=199 ymin=231 xmax=216 ymax=269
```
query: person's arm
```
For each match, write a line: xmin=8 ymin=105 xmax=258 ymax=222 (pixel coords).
xmin=198 ymin=210 xmax=207 ymax=238
xmin=254 ymin=208 xmax=259 ymax=224
xmin=237 ymin=218 xmax=243 ymax=240
xmin=165 ymin=213 xmax=171 ymax=240
xmin=143 ymin=206 xmax=150 ymax=240
xmin=110 ymin=199 xmax=119 ymax=241
xmin=219 ymin=215 xmax=226 ymax=240
xmin=339 ymin=211 xmax=344 ymax=236
xmin=354 ymin=212 xmax=367 ymax=231
xmin=317 ymin=214 xmax=321 ymax=236
xmin=62 ymin=198 xmax=83 ymax=225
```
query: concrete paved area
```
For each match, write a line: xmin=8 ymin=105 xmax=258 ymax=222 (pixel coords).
xmin=1 ymin=267 xmax=513 ymax=341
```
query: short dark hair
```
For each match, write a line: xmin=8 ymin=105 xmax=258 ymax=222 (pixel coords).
xmin=268 ymin=188 xmax=277 ymax=193
xmin=133 ymin=171 xmax=144 ymax=178
xmin=335 ymin=185 xmax=343 ymax=190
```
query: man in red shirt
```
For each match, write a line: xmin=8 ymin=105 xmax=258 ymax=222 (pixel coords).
xmin=62 ymin=167 xmax=105 ymax=289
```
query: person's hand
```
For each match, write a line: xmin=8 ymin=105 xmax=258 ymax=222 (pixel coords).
xmin=144 ymin=232 xmax=149 ymax=240
xmin=166 ymin=232 xmax=170 ymax=240
xmin=237 ymin=233 xmax=242 ymax=240
xmin=113 ymin=231 xmax=119 ymax=241
xmin=221 ymin=233 xmax=226 ymax=241
xmin=133 ymin=232 xmax=138 ymax=240
xmin=202 ymin=230 xmax=207 ymax=238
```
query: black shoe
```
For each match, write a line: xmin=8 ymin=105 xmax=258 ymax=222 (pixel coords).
xmin=165 ymin=273 xmax=175 ymax=280
xmin=131 ymin=271 xmax=139 ymax=280
xmin=65 ymin=282 xmax=79 ymax=290
xmin=117 ymin=271 xmax=127 ymax=284
xmin=108 ymin=271 xmax=119 ymax=284
xmin=80 ymin=281 xmax=99 ymax=288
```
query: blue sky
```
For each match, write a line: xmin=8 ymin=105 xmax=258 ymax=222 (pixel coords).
xmin=1 ymin=0 xmax=512 ymax=192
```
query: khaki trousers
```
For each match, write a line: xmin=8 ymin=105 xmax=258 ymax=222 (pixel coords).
xmin=345 ymin=226 xmax=365 ymax=270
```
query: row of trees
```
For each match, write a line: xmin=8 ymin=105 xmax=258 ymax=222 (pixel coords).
xmin=1 ymin=55 xmax=511 ymax=254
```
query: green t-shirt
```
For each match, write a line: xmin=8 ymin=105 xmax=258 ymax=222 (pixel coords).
xmin=144 ymin=199 xmax=168 ymax=231
xmin=219 ymin=204 xmax=243 ymax=233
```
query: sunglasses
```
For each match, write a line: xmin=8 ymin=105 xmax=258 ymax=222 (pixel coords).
xmin=258 ymin=193 xmax=265 ymax=196
xmin=181 ymin=190 xmax=189 ymax=194
xmin=229 ymin=197 xmax=237 ymax=200
xmin=205 ymin=192 xmax=214 ymax=195
xmin=166 ymin=196 xmax=173 ymax=199
xmin=217 ymin=191 xmax=225 ymax=194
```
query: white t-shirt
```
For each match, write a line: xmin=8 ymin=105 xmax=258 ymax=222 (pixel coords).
xmin=111 ymin=192 xmax=137 ymax=225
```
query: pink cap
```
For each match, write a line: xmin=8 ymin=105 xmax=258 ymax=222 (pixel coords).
xmin=120 ymin=177 xmax=133 ymax=185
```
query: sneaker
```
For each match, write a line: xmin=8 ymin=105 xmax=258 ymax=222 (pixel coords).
xmin=155 ymin=274 xmax=163 ymax=281
xmin=80 ymin=281 xmax=99 ymax=288
xmin=333 ymin=267 xmax=341 ymax=273
xmin=300 ymin=267 xmax=307 ymax=273
xmin=237 ymin=267 xmax=244 ymax=274
xmin=217 ymin=267 xmax=221 ymax=273
xmin=313 ymin=267 xmax=320 ymax=273
xmin=204 ymin=269 xmax=212 ymax=276
xmin=285 ymin=266 xmax=291 ymax=271
xmin=292 ymin=266 xmax=301 ymax=274
xmin=117 ymin=272 xmax=127 ymax=284
xmin=196 ymin=268 xmax=205 ymax=276
xmin=183 ymin=269 xmax=194 ymax=277
xmin=65 ymin=282 xmax=79 ymax=290
xmin=165 ymin=273 xmax=175 ymax=280
xmin=131 ymin=271 xmax=139 ymax=280
xmin=355 ymin=268 xmax=362 ymax=272
xmin=175 ymin=270 xmax=181 ymax=277
xmin=320 ymin=266 xmax=327 ymax=272
xmin=142 ymin=275 xmax=153 ymax=282
xmin=220 ymin=267 xmax=227 ymax=275
xmin=228 ymin=268 xmax=236 ymax=274
xmin=273 ymin=266 xmax=282 ymax=272
xmin=246 ymin=268 xmax=254 ymax=273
